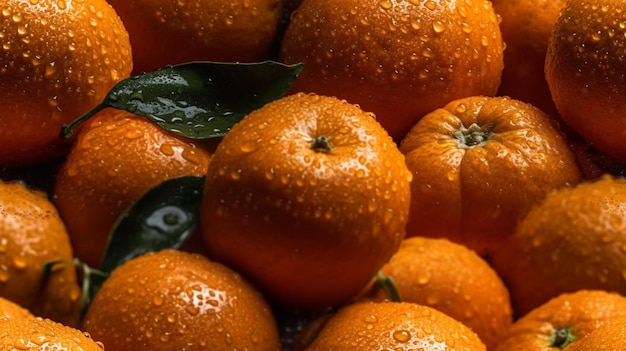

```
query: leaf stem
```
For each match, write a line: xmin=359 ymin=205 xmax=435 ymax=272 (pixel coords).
xmin=375 ymin=270 xmax=402 ymax=302
xmin=59 ymin=102 xmax=108 ymax=139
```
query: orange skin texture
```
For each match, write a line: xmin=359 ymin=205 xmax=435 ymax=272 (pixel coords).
xmin=492 ymin=0 xmax=567 ymax=119
xmin=545 ymin=0 xmax=626 ymax=164
xmin=489 ymin=175 xmax=626 ymax=318
xmin=360 ymin=237 xmax=512 ymax=350
xmin=0 ymin=297 xmax=34 ymax=320
xmin=53 ymin=109 xmax=212 ymax=269
xmin=566 ymin=317 xmax=626 ymax=351
xmin=305 ymin=301 xmax=487 ymax=351
xmin=279 ymin=0 xmax=504 ymax=141
xmin=0 ymin=180 xmax=81 ymax=327
xmin=106 ymin=0 xmax=283 ymax=74
xmin=82 ymin=249 xmax=281 ymax=351
xmin=399 ymin=95 xmax=582 ymax=256
xmin=0 ymin=316 xmax=105 ymax=351
xmin=494 ymin=290 xmax=626 ymax=351
xmin=200 ymin=93 xmax=412 ymax=313
xmin=0 ymin=0 xmax=133 ymax=166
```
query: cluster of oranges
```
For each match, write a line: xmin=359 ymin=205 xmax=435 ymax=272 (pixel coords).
xmin=2 ymin=0 xmax=626 ymax=350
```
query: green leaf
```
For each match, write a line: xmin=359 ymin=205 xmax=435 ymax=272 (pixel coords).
xmin=99 ymin=175 xmax=206 ymax=273
xmin=60 ymin=60 xmax=304 ymax=139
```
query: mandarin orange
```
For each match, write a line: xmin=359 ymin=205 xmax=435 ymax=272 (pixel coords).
xmin=492 ymin=0 xmax=567 ymax=119
xmin=545 ymin=0 xmax=626 ymax=164
xmin=82 ymin=249 xmax=281 ymax=351
xmin=494 ymin=290 xmax=626 ymax=351
xmin=359 ymin=237 xmax=512 ymax=350
xmin=106 ymin=0 xmax=283 ymax=74
xmin=200 ymin=92 xmax=412 ymax=313
xmin=490 ymin=175 xmax=626 ymax=318
xmin=0 ymin=316 xmax=104 ymax=351
xmin=53 ymin=108 xmax=212 ymax=269
xmin=0 ymin=0 xmax=133 ymax=166
xmin=0 ymin=179 xmax=81 ymax=327
xmin=399 ymin=95 xmax=582 ymax=256
xmin=303 ymin=300 xmax=487 ymax=350
xmin=279 ymin=0 xmax=504 ymax=141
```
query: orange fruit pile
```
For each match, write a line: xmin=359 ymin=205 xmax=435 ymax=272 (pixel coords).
xmin=4 ymin=0 xmax=626 ymax=350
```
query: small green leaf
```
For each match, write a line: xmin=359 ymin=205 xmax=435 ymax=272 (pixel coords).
xmin=99 ymin=175 xmax=206 ymax=273
xmin=60 ymin=60 xmax=304 ymax=139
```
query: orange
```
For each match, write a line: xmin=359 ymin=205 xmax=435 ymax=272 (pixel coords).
xmin=493 ymin=290 xmax=626 ymax=351
xmin=399 ymin=95 xmax=582 ymax=256
xmin=489 ymin=175 xmax=626 ymax=318
xmin=545 ymin=0 xmax=626 ymax=164
xmin=199 ymin=92 xmax=412 ymax=313
xmin=0 ymin=179 xmax=81 ymax=327
xmin=359 ymin=237 xmax=512 ymax=350
xmin=279 ymin=0 xmax=504 ymax=141
xmin=106 ymin=0 xmax=283 ymax=74
xmin=0 ymin=0 xmax=133 ymax=167
xmin=566 ymin=317 xmax=626 ymax=351
xmin=0 ymin=316 xmax=104 ymax=351
xmin=53 ymin=108 xmax=212 ymax=269
xmin=302 ymin=300 xmax=487 ymax=350
xmin=491 ymin=0 xmax=567 ymax=119
xmin=82 ymin=249 xmax=281 ymax=351
xmin=0 ymin=296 xmax=34 ymax=320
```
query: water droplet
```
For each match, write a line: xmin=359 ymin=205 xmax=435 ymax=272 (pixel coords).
xmin=426 ymin=294 xmax=440 ymax=305
xmin=44 ymin=63 xmax=57 ymax=78
xmin=364 ymin=314 xmax=378 ymax=323
xmin=239 ymin=140 xmax=258 ymax=153
xmin=378 ymin=0 xmax=392 ymax=10
xmin=13 ymin=258 xmax=27 ymax=270
xmin=393 ymin=330 xmax=411 ymax=342
xmin=230 ymin=169 xmax=242 ymax=180
xmin=591 ymin=31 xmax=602 ymax=42
xmin=432 ymin=20 xmax=445 ymax=33
xmin=424 ymin=1 xmax=437 ymax=10
xmin=0 ymin=271 xmax=9 ymax=283
xmin=417 ymin=271 xmax=432 ymax=285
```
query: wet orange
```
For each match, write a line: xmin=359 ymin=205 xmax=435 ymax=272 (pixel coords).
xmin=0 ymin=296 xmax=33 ymax=320
xmin=545 ymin=0 xmax=626 ymax=164
xmin=492 ymin=0 xmax=567 ymax=119
xmin=303 ymin=300 xmax=487 ymax=350
xmin=489 ymin=175 xmax=626 ymax=318
xmin=82 ymin=249 xmax=281 ymax=351
xmin=0 ymin=0 xmax=133 ymax=167
xmin=106 ymin=0 xmax=283 ymax=74
xmin=0 ymin=316 xmax=104 ymax=351
xmin=566 ymin=316 xmax=626 ymax=351
xmin=399 ymin=95 xmax=582 ymax=256
xmin=53 ymin=109 xmax=212 ymax=269
xmin=0 ymin=179 xmax=81 ymax=327
xmin=200 ymin=92 xmax=412 ymax=313
xmin=359 ymin=237 xmax=512 ymax=350
xmin=494 ymin=290 xmax=626 ymax=351
xmin=279 ymin=0 xmax=504 ymax=141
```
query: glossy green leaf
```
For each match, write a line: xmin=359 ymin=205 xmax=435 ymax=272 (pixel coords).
xmin=60 ymin=60 xmax=303 ymax=139
xmin=99 ymin=175 xmax=206 ymax=273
